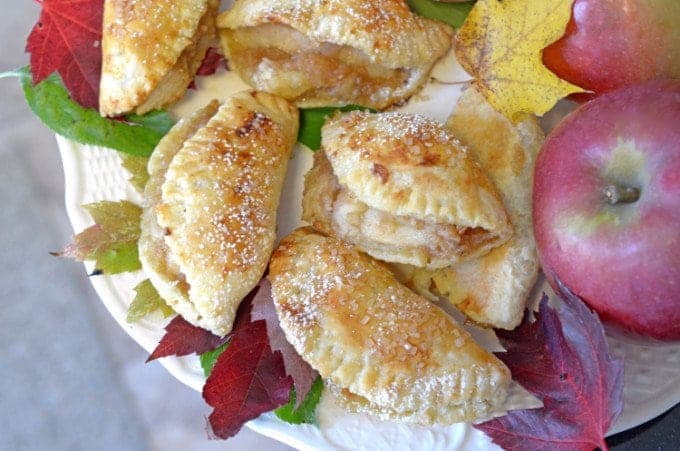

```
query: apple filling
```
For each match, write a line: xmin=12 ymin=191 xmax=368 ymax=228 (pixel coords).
xmin=221 ymin=24 xmax=415 ymax=109
xmin=332 ymin=189 xmax=499 ymax=268
xmin=303 ymin=151 xmax=506 ymax=269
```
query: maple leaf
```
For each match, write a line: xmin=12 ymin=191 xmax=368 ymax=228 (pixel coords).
xmin=188 ymin=47 xmax=228 ymax=90
xmin=196 ymin=47 xmax=227 ymax=76
xmin=274 ymin=376 xmax=324 ymax=425
xmin=5 ymin=67 xmax=174 ymax=156
xmin=474 ymin=285 xmax=624 ymax=451
xmin=26 ymin=0 xmax=104 ymax=109
xmin=52 ymin=200 xmax=142 ymax=274
xmin=251 ymin=279 xmax=319 ymax=407
xmin=147 ymin=316 xmax=229 ymax=362
xmin=407 ymin=0 xmax=473 ymax=29
xmin=203 ymin=319 xmax=292 ymax=439
xmin=126 ymin=279 xmax=174 ymax=323
xmin=150 ymin=285 xmax=260 ymax=362
xmin=454 ymin=0 xmax=584 ymax=121
xmin=119 ymin=154 xmax=149 ymax=193
xmin=298 ymin=105 xmax=375 ymax=150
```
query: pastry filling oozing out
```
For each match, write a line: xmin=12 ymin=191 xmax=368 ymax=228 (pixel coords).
xmin=333 ymin=189 xmax=498 ymax=266
xmin=222 ymin=24 xmax=413 ymax=109
xmin=304 ymin=151 xmax=504 ymax=269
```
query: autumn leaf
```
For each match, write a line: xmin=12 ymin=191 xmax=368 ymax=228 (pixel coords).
xmin=147 ymin=315 xmax=229 ymax=362
xmin=200 ymin=342 xmax=228 ymax=377
xmin=150 ymin=286 xmax=260 ymax=362
xmin=251 ymin=279 xmax=319 ymax=407
xmin=52 ymin=200 xmax=142 ymax=274
xmin=188 ymin=47 xmax=228 ymax=90
xmin=474 ymin=285 xmax=624 ymax=451
xmin=119 ymin=154 xmax=150 ymax=193
xmin=196 ymin=47 xmax=227 ymax=76
xmin=298 ymin=105 xmax=375 ymax=150
xmin=203 ymin=319 xmax=292 ymax=439
xmin=199 ymin=281 xmax=323 ymax=427
xmin=26 ymin=0 xmax=103 ymax=109
xmin=3 ymin=67 xmax=174 ymax=156
xmin=407 ymin=0 xmax=474 ymax=29
xmin=454 ymin=0 xmax=584 ymax=121
xmin=126 ymin=279 xmax=174 ymax=323
xmin=274 ymin=377 xmax=324 ymax=425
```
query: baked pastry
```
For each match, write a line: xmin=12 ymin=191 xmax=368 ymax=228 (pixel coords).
xmin=268 ymin=228 xmax=511 ymax=425
xmin=302 ymin=111 xmax=512 ymax=269
xmin=100 ymin=0 xmax=219 ymax=117
xmin=400 ymin=87 xmax=544 ymax=329
xmin=139 ymin=91 xmax=298 ymax=336
xmin=217 ymin=0 xmax=452 ymax=109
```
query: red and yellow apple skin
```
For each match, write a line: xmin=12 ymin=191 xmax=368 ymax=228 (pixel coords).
xmin=533 ymin=80 xmax=680 ymax=340
xmin=543 ymin=0 xmax=680 ymax=97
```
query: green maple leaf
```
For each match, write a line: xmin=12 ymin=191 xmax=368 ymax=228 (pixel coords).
xmin=53 ymin=200 xmax=142 ymax=274
xmin=120 ymin=154 xmax=150 ymax=193
xmin=127 ymin=279 xmax=174 ymax=323
xmin=407 ymin=0 xmax=474 ymax=29
xmin=298 ymin=105 xmax=374 ymax=150
xmin=1 ymin=66 xmax=174 ymax=157
xmin=274 ymin=377 xmax=324 ymax=425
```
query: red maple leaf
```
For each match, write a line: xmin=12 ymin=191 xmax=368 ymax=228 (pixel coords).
xmin=251 ymin=279 xmax=318 ymax=407
xmin=188 ymin=47 xmax=227 ymax=90
xmin=196 ymin=47 xmax=227 ymax=76
xmin=203 ymin=319 xmax=292 ymax=439
xmin=147 ymin=316 xmax=229 ymax=363
xmin=147 ymin=286 xmax=259 ymax=362
xmin=26 ymin=0 xmax=104 ymax=109
xmin=475 ymin=282 xmax=624 ymax=451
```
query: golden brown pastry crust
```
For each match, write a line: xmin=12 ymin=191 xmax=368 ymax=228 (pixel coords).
xmin=268 ymin=228 xmax=510 ymax=425
xmin=139 ymin=101 xmax=220 ymax=332
xmin=401 ymin=87 xmax=544 ymax=330
xmin=140 ymin=92 xmax=298 ymax=336
xmin=302 ymin=111 xmax=512 ymax=268
xmin=217 ymin=0 xmax=452 ymax=109
xmin=100 ymin=0 xmax=219 ymax=116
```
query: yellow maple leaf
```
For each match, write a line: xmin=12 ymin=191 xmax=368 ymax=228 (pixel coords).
xmin=454 ymin=0 xmax=584 ymax=121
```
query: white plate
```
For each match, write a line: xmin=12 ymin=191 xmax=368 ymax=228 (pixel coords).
xmin=57 ymin=62 xmax=680 ymax=450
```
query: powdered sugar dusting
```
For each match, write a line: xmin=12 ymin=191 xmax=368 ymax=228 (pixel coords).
xmin=269 ymin=228 xmax=510 ymax=425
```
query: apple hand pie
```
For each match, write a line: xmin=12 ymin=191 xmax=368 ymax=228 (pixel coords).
xmin=302 ymin=111 xmax=512 ymax=269
xmin=399 ymin=87 xmax=544 ymax=330
xmin=99 ymin=0 xmax=219 ymax=117
xmin=139 ymin=91 xmax=298 ymax=336
xmin=268 ymin=228 xmax=511 ymax=425
xmin=217 ymin=0 xmax=452 ymax=109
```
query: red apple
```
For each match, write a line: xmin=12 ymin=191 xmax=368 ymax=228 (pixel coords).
xmin=533 ymin=80 xmax=680 ymax=340
xmin=543 ymin=0 xmax=680 ymax=96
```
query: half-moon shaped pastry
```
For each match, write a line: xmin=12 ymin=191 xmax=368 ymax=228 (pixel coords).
xmin=268 ymin=228 xmax=511 ymax=425
xmin=100 ymin=0 xmax=219 ymax=117
xmin=139 ymin=91 xmax=298 ymax=336
xmin=400 ymin=87 xmax=544 ymax=329
xmin=302 ymin=111 xmax=512 ymax=269
xmin=217 ymin=0 xmax=452 ymax=109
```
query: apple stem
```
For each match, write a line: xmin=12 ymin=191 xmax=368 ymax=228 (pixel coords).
xmin=603 ymin=184 xmax=640 ymax=205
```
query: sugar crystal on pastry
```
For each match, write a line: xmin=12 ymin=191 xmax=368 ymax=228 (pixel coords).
xmin=303 ymin=110 xmax=513 ymax=269
xmin=395 ymin=87 xmax=544 ymax=330
xmin=217 ymin=0 xmax=452 ymax=109
xmin=100 ymin=0 xmax=219 ymax=116
xmin=139 ymin=91 xmax=298 ymax=336
xmin=268 ymin=228 xmax=511 ymax=425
